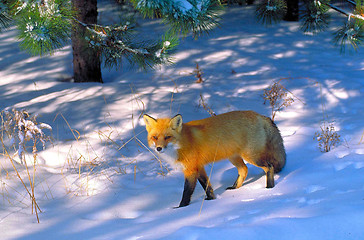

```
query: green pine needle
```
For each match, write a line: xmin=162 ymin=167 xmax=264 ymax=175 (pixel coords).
xmin=333 ymin=19 xmax=364 ymax=53
xmin=0 ymin=2 xmax=11 ymax=31
xmin=85 ymin=22 xmax=178 ymax=70
xmin=301 ymin=0 xmax=330 ymax=34
xmin=333 ymin=0 xmax=364 ymax=53
xmin=255 ymin=0 xmax=287 ymax=25
xmin=14 ymin=0 xmax=72 ymax=55
xmin=131 ymin=0 xmax=222 ymax=37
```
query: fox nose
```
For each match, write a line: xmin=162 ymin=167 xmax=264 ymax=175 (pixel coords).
xmin=156 ymin=147 xmax=162 ymax=152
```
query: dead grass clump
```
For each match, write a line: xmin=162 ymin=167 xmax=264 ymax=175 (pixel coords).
xmin=314 ymin=121 xmax=341 ymax=152
xmin=0 ymin=108 xmax=52 ymax=223
xmin=263 ymin=79 xmax=295 ymax=121
xmin=314 ymin=82 xmax=341 ymax=152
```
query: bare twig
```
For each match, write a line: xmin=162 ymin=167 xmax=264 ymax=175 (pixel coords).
xmin=194 ymin=62 xmax=204 ymax=83
xmin=199 ymin=94 xmax=216 ymax=116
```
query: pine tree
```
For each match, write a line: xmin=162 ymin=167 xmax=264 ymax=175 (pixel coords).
xmin=0 ymin=1 xmax=11 ymax=30
xmin=71 ymin=0 xmax=102 ymax=83
xmin=1 ymin=0 xmax=222 ymax=83
xmin=283 ymin=0 xmax=298 ymax=21
xmin=255 ymin=0 xmax=364 ymax=53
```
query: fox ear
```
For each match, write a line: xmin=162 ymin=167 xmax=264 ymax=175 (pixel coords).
xmin=170 ymin=114 xmax=183 ymax=131
xmin=143 ymin=114 xmax=157 ymax=129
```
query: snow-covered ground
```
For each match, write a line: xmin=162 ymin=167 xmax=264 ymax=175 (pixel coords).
xmin=1 ymin=2 xmax=364 ymax=239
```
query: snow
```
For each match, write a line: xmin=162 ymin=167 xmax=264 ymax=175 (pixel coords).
xmin=1 ymin=2 xmax=364 ymax=240
xmin=176 ymin=0 xmax=194 ymax=14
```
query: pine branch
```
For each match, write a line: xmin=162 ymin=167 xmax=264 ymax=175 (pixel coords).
xmin=0 ymin=1 xmax=11 ymax=31
xmin=333 ymin=0 xmax=364 ymax=52
xmin=75 ymin=18 xmax=178 ymax=70
xmin=131 ymin=0 xmax=222 ymax=37
xmin=12 ymin=0 xmax=73 ymax=55
xmin=303 ymin=0 xmax=364 ymax=52
xmin=326 ymin=2 xmax=349 ymax=16
xmin=300 ymin=0 xmax=331 ymax=34
xmin=255 ymin=0 xmax=287 ymax=25
xmin=346 ymin=0 xmax=357 ymax=6
xmin=333 ymin=18 xmax=364 ymax=52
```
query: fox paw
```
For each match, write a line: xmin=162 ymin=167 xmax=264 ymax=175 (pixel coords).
xmin=205 ymin=195 xmax=216 ymax=200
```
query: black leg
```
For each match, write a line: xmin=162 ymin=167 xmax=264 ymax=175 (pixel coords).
xmin=198 ymin=168 xmax=216 ymax=200
xmin=265 ymin=163 xmax=275 ymax=188
xmin=266 ymin=169 xmax=275 ymax=188
xmin=178 ymin=175 xmax=197 ymax=208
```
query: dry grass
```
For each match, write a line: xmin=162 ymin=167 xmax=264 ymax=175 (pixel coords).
xmin=314 ymin=80 xmax=341 ymax=152
xmin=0 ymin=109 xmax=52 ymax=223
xmin=263 ymin=77 xmax=343 ymax=152
xmin=198 ymin=94 xmax=216 ymax=116
xmin=193 ymin=62 xmax=204 ymax=83
xmin=52 ymin=85 xmax=173 ymax=197
xmin=263 ymin=78 xmax=296 ymax=121
xmin=314 ymin=121 xmax=341 ymax=152
xmin=54 ymin=112 xmax=125 ymax=196
xmin=360 ymin=131 xmax=364 ymax=144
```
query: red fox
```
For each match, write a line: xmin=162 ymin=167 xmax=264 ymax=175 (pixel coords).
xmin=143 ymin=111 xmax=286 ymax=207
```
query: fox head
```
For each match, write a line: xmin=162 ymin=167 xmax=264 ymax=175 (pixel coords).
xmin=143 ymin=114 xmax=183 ymax=153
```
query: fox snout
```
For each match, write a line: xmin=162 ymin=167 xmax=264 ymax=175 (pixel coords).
xmin=155 ymin=146 xmax=164 ymax=152
xmin=151 ymin=138 xmax=169 ymax=153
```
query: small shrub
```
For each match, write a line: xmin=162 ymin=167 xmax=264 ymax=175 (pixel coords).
xmin=263 ymin=79 xmax=295 ymax=121
xmin=314 ymin=121 xmax=341 ymax=152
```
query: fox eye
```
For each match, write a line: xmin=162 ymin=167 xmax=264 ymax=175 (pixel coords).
xmin=164 ymin=136 xmax=172 ymax=140
xmin=152 ymin=136 xmax=158 ymax=140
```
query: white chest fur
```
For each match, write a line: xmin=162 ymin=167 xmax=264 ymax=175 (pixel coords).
xmin=156 ymin=144 xmax=184 ymax=171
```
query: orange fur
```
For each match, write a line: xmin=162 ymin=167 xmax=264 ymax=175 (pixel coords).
xmin=144 ymin=111 xmax=286 ymax=207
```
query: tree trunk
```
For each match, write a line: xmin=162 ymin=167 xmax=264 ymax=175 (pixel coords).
xmin=246 ymin=0 xmax=254 ymax=5
xmin=284 ymin=0 xmax=299 ymax=21
xmin=71 ymin=0 xmax=103 ymax=83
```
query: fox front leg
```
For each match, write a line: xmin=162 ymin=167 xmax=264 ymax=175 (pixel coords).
xmin=178 ymin=174 xmax=197 ymax=208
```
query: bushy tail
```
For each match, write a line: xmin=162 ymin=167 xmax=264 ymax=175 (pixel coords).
xmin=265 ymin=118 xmax=286 ymax=173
